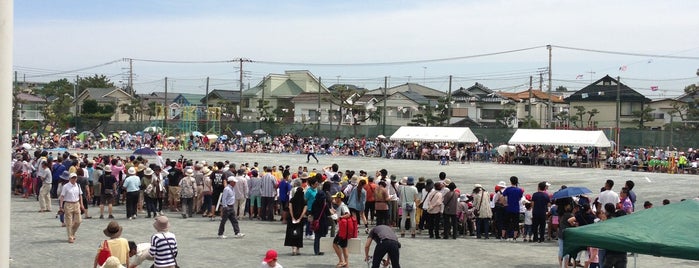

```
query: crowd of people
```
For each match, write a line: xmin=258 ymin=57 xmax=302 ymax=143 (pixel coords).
xmin=10 ymin=140 xmax=697 ymax=267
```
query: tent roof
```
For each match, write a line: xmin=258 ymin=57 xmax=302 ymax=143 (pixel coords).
xmin=390 ymin=126 xmax=478 ymax=143
xmin=564 ymin=199 xmax=699 ymax=261
xmin=508 ymin=129 xmax=611 ymax=147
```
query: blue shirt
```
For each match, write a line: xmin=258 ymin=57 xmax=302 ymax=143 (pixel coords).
xmin=502 ymin=186 xmax=523 ymax=213
xmin=305 ymin=187 xmax=317 ymax=212
xmin=278 ymin=180 xmax=291 ymax=202
xmin=221 ymin=185 xmax=236 ymax=206
xmin=123 ymin=175 xmax=141 ymax=192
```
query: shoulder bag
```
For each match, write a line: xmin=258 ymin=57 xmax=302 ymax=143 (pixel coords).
xmin=97 ymin=240 xmax=111 ymax=266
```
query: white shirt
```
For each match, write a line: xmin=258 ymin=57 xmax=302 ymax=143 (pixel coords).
xmin=130 ymin=242 xmax=153 ymax=266
xmin=60 ymin=182 xmax=83 ymax=202
xmin=598 ymin=190 xmax=619 ymax=213
xmin=261 ymin=261 xmax=283 ymax=268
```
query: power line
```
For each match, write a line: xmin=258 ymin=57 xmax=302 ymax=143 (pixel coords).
xmin=24 ymin=59 xmax=123 ymax=78
xmin=552 ymin=45 xmax=699 ymax=60
xmin=127 ymin=58 xmax=234 ymax=64
xmin=254 ymin=46 xmax=546 ymax=66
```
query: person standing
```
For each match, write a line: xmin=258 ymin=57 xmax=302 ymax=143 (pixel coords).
xmin=37 ymin=161 xmax=52 ymax=212
xmin=234 ymin=169 xmax=249 ymax=219
xmin=166 ymin=161 xmax=183 ymax=212
xmin=278 ymin=170 xmax=292 ymax=224
xmin=598 ymin=180 xmax=618 ymax=213
xmin=260 ymin=166 xmax=278 ymax=221
xmin=530 ymin=181 xmax=551 ymax=243
xmin=142 ymin=168 xmax=157 ymax=218
xmin=364 ymin=225 xmax=401 ymax=268
xmin=248 ymin=169 xmax=262 ymax=220
xmin=284 ymin=187 xmax=307 ymax=255
xmin=122 ymin=167 xmax=141 ymax=220
xmin=179 ymin=169 xmax=197 ymax=218
xmin=442 ymin=182 xmax=459 ymax=239
xmin=399 ymin=177 xmax=419 ymax=238
xmin=218 ymin=176 xmax=245 ymax=239
xmin=149 ymin=216 xmax=178 ymax=268
xmin=99 ymin=165 xmax=117 ymax=219
xmin=374 ymin=180 xmax=390 ymax=226
xmin=501 ymin=176 xmax=523 ymax=240
xmin=59 ymin=173 xmax=84 ymax=243
xmin=425 ymin=181 xmax=444 ymax=239
xmin=76 ymin=169 xmax=93 ymax=219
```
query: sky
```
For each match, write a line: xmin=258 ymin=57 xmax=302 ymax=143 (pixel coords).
xmin=12 ymin=0 xmax=699 ymax=98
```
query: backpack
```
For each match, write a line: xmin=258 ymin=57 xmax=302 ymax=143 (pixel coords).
xmin=338 ymin=215 xmax=358 ymax=240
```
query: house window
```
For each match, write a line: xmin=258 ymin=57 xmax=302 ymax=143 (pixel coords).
xmin=308 ymin=110 xmax=320 ymax=121
xmin=481 ymin=109 xmax=499 ymax=120
xmin=452 ymin=108 xmax=468 ymax=117
xmin=621 ymin=102 xmax=642 ymax=116
xmin=524 ymin=105 xmax=530 ymax=112
xmin=652 ymin=113 xmax=665 ymax=119
xmin=329 ymin=110 xmax=341 ymax=121
xmin=396 ymin=108 xmax=411 ymax=119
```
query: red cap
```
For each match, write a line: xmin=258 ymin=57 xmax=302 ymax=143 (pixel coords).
xmin=263 ymin=249 xmax=278 ymax=263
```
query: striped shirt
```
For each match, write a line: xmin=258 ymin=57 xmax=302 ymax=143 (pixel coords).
xmin=149 ymin=232 xmax=177 ymax=268
xmin=260 ymin=173 xmax=277 ymax=197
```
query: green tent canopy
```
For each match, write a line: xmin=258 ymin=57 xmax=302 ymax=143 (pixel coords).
xmin=563 ymin=199 xmax=699 ymax=261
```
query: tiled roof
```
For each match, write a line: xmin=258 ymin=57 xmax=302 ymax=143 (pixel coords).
xmin=565 ymin=75 xmax=651 ymax=103
xmin=498 ymin=89 xmax=566 ymax=103
xmin=365 ymin=83 xmax=446 ymax=98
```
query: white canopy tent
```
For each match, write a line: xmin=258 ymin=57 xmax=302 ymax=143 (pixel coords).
xmin=508 ymin=129 xmax=612 ymax=147
xmin=390 ymin=126 xmax=479 ymax=143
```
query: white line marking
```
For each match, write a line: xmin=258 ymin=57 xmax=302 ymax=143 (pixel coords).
xmin=645 ymin=177 xmax=652 ymax=183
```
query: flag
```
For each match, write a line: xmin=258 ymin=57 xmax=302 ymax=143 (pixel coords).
xmin=650 ymin=86 xmax=658 ymax=91
xmin=576 ymin=74 xmax=584 ymax=79
xmin=619 ymin=65 xmax=628 ymax=71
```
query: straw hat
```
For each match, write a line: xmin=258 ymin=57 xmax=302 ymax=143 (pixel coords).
xmin=101 ymin=256 xmax=123 ymax=268
xmin=153 ymin=215 xmax=170 ymax=232
xmin=104 ymin=165 xmax=112 ymax=173
xmin=103 ymin=221 xmax=123 ymax=238
xmin=144 ymin=168 xmax=154 ymax=176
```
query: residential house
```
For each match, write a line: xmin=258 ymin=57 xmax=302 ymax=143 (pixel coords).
xmin=646 ymin=98 xmax=684 ymax=129
xmin=290 ymin=92 xmax=335 ymax=124
xmin=242 ymin=70 xmax=327 ymax=121
xmin=76 ymin=87 xmax=133 ymax=122
xmin=137 ymin=91 xmax=178 ymax=120
xmin=565 ymin=75 xmax=652 ymax=129
xmin=16 ymin=92 xmax=46 ymax=121
xmin=171 ymin=93 xmax=205 ymax=119
xmin=450 ymin=83 xmax=512 ymax=127
xmin=365 ymin=83 xmax=445 ymax=103
xmin=200 ymin=89 xmax=242 ymax=120
xmin=498 ymin=89 xmax=567 ymax=128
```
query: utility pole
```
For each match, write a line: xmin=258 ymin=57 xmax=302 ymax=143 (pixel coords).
xmin=128 ymin=58 xmax=133 ymax=95
xmin=539 ymin=72 xmax=543 ymax=127
xmin=616 ymin=76 xmax=621 ymax=153
xmin=547 ymin=45 xmax=553 ymax=128
xmin=382 ymin=76 xmax=387 ymax=135
xmin=163 ymin=77 xmax=168 ymax=132
xmin=14 ymin=71 xmax=18 ymax=135
xmin=205 ymin=77 xmax=209 ymax=132
xmin=447 ymin=75 xmax=452 ymax=126
xmin=237 ymin=58 xmax=251 ymax=121
xmin=528 ymin=76 xmax=533 ymax=128
xmin=75 ymin=75 xmax=79 ymax=130
xmin=317 ymin=77 xmax=322 ymax=136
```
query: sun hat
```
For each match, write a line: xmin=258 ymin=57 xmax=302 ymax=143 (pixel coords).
xmin=144 ymin=168 xmax=154 ymax=176
xmin=153 ymin=215 xmax=170 ymax=232
xmin=185 ymin=168 xmax=194 ymax=176
xmin=263 ymin=249 xmax=278 ymax=263
xmin=59 ymin=171 xmax=70 ymax=180
xmin=497 ymin=181 xmax=507 ymax=188
xmin=69 ymin=173 xmax=78 ymax=179
xmin=227 ymin=176 xmax=238 ymax=183
xmin=332 ymin=192 xmax=345 ymax=199
xmin=104 ymin=165 xmax=112 ymax=173
xmin=127 ymin=167 xmax=136 ymax=175
xmin=101 ymin=256 xmax=122 ymax=268
xmin=474 ymin=183 xmax=483 ymax=188
xmin=300 ymin=172 xmax=309 ymax=179
xmin=418 ymin=177 xmax=426 ymax=183
xmin=103 ymin=221 xmax=123 ymax=238
xmin=201 ymin=167 xmax=211 ymax=176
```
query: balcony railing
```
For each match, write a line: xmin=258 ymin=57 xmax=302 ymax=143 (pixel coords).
xmin=19 ymin=110 xmax=44 ymax=121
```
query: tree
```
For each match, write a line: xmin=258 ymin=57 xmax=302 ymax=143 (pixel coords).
xmin=554 ymin=111 xmax=575 ymax=128
xmin=77 ymin=74 xmax=115 ymax=95
xmin=631 ymin=106 xmax=655 ymax=129
xmin=586 ymin=108 xmax=599 ymax=128
xmin=80 ymin=99 xmax=115 ymax=130
xmin=573 ymin=106 xmax=586 ymax=128
xmin=495 ymin=108 xmax=517 ymax=128
xmin=119 ymin=96 xmax=143 ymax=122
xmin=408 ymin=99 xmax=449 ymax=127
xmin=325 ymin=85 xmax=381 ymax=136
xmin=555 ymin=86 xmax=568 ymax=92
xmin=684 ymin=84 xmax=698 ymax=94
xmin=519 ymin=115 xmax=540 ymax=128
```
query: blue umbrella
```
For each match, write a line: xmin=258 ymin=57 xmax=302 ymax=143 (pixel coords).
xmin=191 ymin=131 xmax=203 ymax=137
xmin=219 ymin=135 xmax=228 ymax=141
xmin=133 ymin=147 xmax=157 ymax=155
xmin=552 ymin=186 xmax=593 ymax=200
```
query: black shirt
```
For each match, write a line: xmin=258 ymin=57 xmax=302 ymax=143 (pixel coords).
xmin=99 ymin=174 xmax=117 ymax=195
xmin=167 ymin=168 xmax=183 ymax=187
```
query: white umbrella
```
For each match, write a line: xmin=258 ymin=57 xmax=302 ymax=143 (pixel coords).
xmin=206 ymin=134 xmax=218 ymax=140
xmin=143 ymin=126 xmax=162 ymax=133
xmin=64 ymin=129 xmax=77 ymax=134
xmin=252 ymin=129 xmax=266 ymax=135
xmin=167 ymin=136 xmax=176 ymax=141
xmin=21 ymin=143 xmax=32 ymax=150
xmin=99 ymin=138 xmax=108 ymax=142
xmin=235 ymin=131 xmax=242 ymax=136
xmin=377 ymin=135 xmax=386 ymax=139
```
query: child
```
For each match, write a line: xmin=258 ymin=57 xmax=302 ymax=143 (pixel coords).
xmin=523 ymin=202 xmax=533 ymax=242
xmin=330 ymin=192 xmax=352 ymax=268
